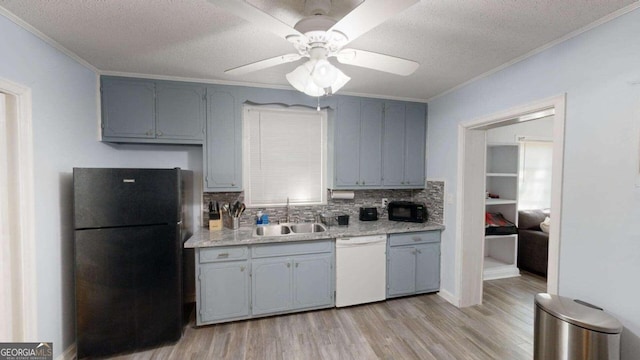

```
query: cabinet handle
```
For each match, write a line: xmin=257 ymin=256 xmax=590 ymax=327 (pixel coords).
xmin=286 ymin=263 xmax=291 ymax=268
xmin=362 ymin=181 xmax=366 ymax=185
xmin=240 ymin=266 xmax=245 ymax=272
xmin=416 ymin=249 xmax=422 ymax=254
xmin=217 ymin=253 xmax=229 ymax=258
xmin=355 ymin=181 xmax=359 ymax=185
xmin=295 ymin=262 xmax=299 ymax=268
xmin=412 ymin=237 xmax=422 ymax=242
xmin=411 ymin=249 xmax=417 ymax=255
xmin=156 ymin=130 xmax=163 ymax=137
xmin=146 ymin=130 xmax=153 ymax=136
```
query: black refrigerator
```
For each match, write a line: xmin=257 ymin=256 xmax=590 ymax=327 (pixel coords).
xmin=73 ymin=168 xmax=192 ymax=359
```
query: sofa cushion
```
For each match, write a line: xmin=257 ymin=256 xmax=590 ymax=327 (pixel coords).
xmin=518 ymin=209 xmax=550 ymax=230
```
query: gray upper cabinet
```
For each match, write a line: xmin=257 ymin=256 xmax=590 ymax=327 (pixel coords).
xmin=382 ymin=102 xmax=426 ymax=188
xmin=102 ymin=77 xmax=155 ymax=139
xmin=156 ymin=82 xmax=206 ymax=141
xmin=204 ymin=88 xmax=241 ymax=191
xmin=334 ymin=96 xmax=425 ymax=189
xmin=101 ymin=76 xmax=205 ymax=144
xmin=334 ymin=97 xmax=383 ymax=188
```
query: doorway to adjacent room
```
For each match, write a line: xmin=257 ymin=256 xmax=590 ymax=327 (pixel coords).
xmin=455 ymin=95 xmax=566 ymax=307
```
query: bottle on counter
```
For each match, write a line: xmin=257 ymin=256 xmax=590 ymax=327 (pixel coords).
xmin=256 ymin=210 xmax=263 ymax=225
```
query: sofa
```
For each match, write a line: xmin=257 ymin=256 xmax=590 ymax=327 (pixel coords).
xmin=517 ymin=209 xmax=550 ymax=277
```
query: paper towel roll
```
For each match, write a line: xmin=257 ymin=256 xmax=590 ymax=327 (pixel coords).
xmin=331 ymin=190 xmax=355 ymax=200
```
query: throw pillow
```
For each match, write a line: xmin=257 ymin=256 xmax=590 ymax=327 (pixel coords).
xmin=540 ymin=216 xmax=551 ymax=234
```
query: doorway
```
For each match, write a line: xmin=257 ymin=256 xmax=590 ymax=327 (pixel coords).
xmin=0 ymin=78 xmax=37 ymax=341
xmin=456 ymin=95 xmax=565 ymax=307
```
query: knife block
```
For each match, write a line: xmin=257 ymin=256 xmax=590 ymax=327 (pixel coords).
xmin=209 ymin=218 xmax=222 ymax=231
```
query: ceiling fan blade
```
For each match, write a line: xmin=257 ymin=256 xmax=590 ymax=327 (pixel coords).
xmin=225 ymin=54 xmax=302 ymax=75
xmin=208 ymin=0 xmax=305 ymax=42
xmin=328 ymin=0 xmax=418 ymax=46
xmin=336 ymin=49 xmax=419 ymax=76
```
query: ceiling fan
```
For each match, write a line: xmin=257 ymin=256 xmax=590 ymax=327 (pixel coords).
xmin=208 ymin=0 xmax=420 ymax=96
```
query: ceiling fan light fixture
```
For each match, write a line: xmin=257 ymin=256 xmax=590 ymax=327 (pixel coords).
xmin=311 ymin=59 xmax=338 ymax=88
xmin=286 ymin=59 xmax=350 ymax=97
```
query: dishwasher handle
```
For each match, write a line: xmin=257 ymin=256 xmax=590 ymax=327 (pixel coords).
xmin=336 ymin=235 xmax=387 ymax=247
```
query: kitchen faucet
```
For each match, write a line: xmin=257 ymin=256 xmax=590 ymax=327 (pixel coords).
xmin=285 ymin=197 xmax=291 ymax=223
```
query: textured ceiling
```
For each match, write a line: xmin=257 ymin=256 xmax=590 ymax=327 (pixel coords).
xmin=0 ymin=0 xmax=637 ymax=101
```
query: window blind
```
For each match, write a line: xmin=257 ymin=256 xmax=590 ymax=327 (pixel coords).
xmin=243 ymin=106 xmax=327 ymax=206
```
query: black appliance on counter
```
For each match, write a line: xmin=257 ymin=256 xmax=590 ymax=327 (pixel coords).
xmin=73 ymin=168 xmax=192 ymax=359
xmin=388 ymin=201 xmax=428 ymax=223
xmin=359 ymin=207 xmax=378 ymax=221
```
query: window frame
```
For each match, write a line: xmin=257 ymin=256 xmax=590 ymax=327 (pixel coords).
xmin=242 ymin=104 xmax=328 ymax=207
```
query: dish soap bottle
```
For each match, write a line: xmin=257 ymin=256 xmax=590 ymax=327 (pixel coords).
xmin=256 ymin=210 xmax=263 ymax=225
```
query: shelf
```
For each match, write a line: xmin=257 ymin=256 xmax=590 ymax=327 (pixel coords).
xmin=485 ymin=234 xmax=517 ymax=240
xmin=485 ymin=198 xmax=516 ymax=205
xmin=483 ymin=256 xmax=520 ymax=280
xmin=486 ymin=172 xmax=517 ymax=177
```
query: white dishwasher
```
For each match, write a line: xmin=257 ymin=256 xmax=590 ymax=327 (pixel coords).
xmin=335 ymin=234 xmax=387 ymax=307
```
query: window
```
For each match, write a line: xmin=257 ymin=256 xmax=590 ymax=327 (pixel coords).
xmin=518 ymin=139 xmax=553 ymax=210
xmin=243 ymin=105 xmax=327 ymax=207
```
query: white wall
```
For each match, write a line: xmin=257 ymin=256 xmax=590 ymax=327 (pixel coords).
xmin=428 ymin=7 xmax=640 ymax=358
xmin=486 ymin=116 xmax=554 ymax=143
xmin=0 ymin=14 xmax=202 ymax=357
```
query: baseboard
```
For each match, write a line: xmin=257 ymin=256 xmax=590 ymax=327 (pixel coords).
xmin=437 ymin=288 xmax=459 ymax=307
xmin=56 ymin=342 xmax=76 ymax=360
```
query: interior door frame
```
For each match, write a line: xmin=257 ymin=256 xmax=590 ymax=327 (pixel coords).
xmin=456 ymin=94 xmax=565 ymax=307
xmin=0 ymin=76 xmax=37 ymax=340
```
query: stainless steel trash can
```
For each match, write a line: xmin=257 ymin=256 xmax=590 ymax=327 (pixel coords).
xmin=534 ymin=293 xmax=623 ymax=360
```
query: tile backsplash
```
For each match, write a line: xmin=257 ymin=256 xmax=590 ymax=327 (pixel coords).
xmin=203 ymin=180 xmax=444 ymax=227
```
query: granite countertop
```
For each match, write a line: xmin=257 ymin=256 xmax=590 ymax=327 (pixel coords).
xmin=184 ymin=219 xmax=445 ymax=248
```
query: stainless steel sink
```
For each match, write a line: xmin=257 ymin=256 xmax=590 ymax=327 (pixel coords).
xmin=255 ymin=224 xmax=291 ymax=236
xmin=254 ymin=222 xmax=327 ymax=236
xmin=290 ymin=223 xmax=327 ymax=234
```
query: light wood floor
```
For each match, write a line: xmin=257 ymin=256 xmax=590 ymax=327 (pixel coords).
xmin=110 ymin=273 xmax=546 ymax=360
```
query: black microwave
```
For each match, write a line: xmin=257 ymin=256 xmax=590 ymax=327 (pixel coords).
xmin=388 ymin=201 xmax=428 ymax=223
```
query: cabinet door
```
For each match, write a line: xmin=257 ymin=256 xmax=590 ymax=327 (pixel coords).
xmin=359 ymin=100 xmax=383 ymax=186
xmin=292 ymin=254 xmax=333 ymax=310
xmin=156 ymin=83 xmax=205 ymax=141
xmin=334 ymin=98 xmax=361 ymax=187
xmin=101 ymin=78 xmax=155 ymax=139
xmin=198 ymin=261 xmax=249 ymax=324
xmin=415 ymin=242 xmax=440 ymax=293
xmin=382 ymin=102 xmax=406 ymax=186
xmin=403 ymin=103 xmax=426 ymax=186
xmin=387 ymin=246 xmax=417 ymax=296
xmin=205 ymin=89 xmax=241 ymax=190
xmin=252 ymin=257 xmax=292 ymax=315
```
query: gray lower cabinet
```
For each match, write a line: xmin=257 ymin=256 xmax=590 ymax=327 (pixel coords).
xmin=198 ymin=261 xmax=250 ymax=323
xmin=196 ymin=240 xmax=334 ymax=325
xmin=196 ymin=246 xmax=250 ymax=324
xmin=101 ymin=76 xmax=205 ymax=144
xmin=387 ymin=231 xmax=441 ymax=298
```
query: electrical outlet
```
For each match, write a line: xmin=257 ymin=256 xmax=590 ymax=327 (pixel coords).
xmin=382 ymin=198 xmax=388 ymax=207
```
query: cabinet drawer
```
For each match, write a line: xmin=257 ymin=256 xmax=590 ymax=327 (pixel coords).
xmin=252 ymin=240 xmax=333 ymax=258
xmin=199 ymin=246 xmax=248 ymax=263
xmin=389 ymin=231 xmax=440 ymax=247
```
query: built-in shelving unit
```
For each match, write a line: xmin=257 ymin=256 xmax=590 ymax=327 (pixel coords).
xmin=484 ymin=143 xmax=520 ymax=280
